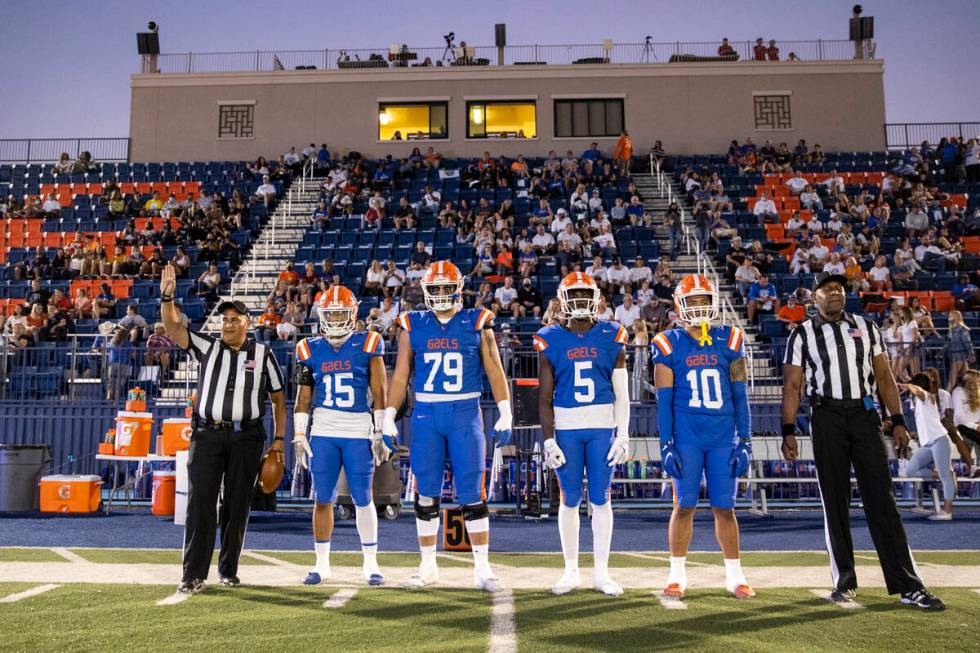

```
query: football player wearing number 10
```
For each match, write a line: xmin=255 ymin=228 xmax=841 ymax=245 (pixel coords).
xmin=652 ymin=274 xmax=755 ymax=600
xmin=292 ymin=287 xmax=392 ymax=587
xmin=535 ymin=272 xmax=631 ymax=596
xmin=383 ymin=261 xmax=514 ymax=592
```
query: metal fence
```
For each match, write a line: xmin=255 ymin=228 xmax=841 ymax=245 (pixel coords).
xmin=885 ymin=122 xmax=980 ymax=150
xmin=148 ymin=39 xmax=869 ymax=74
xmin=0 ymin=138 xmax=130 ymax=165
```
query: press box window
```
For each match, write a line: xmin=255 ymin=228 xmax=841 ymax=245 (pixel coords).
xmin=378 ymin=102 xmax=448 ymax=141
xmin=554 ymin=99 xmax=624 ymax=138
xmin=466 ymin=101 xmax=536 ymax=139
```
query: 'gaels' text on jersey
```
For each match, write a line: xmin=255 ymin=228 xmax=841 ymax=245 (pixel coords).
xmin=399 ymin=308 xmax=494 ymax=402
xmin=534 ymin=321 xmax=629 ymax=430
xmin=296 ymin=331 xmax=384 ymax=438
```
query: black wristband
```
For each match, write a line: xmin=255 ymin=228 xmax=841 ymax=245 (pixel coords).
xmin=273 ymin=436 xmax=284 ymax=441
xmin=161 ymin=295 xmax=173 ymax=302
xmin=782 ymin=423 xmax=797 ymax=437
xmin=889 ymin=414 xmax=905 ymax=429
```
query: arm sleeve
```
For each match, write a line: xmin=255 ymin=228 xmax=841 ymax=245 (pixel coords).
xmin=294 ymin=362 xmax=315 ymax=387
xmin=612 ymin=367 xmax=630 ymax=438
xmin=656 ymin=385 xmax=674 ymax=444
xmin=732 ymin=378 xmax=752 ymax=441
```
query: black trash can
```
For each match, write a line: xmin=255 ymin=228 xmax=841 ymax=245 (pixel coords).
xmin=336 ymin=450 xmax=404 ymax=521
xmin=0 ymin=444 xmax=52 ymax=511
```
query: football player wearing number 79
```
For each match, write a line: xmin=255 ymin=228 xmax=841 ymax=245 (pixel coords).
xmin=651 ymin=274 xmax=755 ymax=600
xmin=535 ymin=272 xmax=631 ymax=596
xmin=382 ymin=261 xmax=513 ymax=592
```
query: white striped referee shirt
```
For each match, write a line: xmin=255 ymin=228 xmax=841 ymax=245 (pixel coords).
xmin=185 ymin=331 xmax=285 ymax=422
xmin=783 ymin=312 xmax=885 ymax=400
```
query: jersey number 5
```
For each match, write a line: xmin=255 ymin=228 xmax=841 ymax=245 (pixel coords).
xmin=422 ymin=352 xmax=463 ymax=392
xmin=686 ymin=369 xmax=723 ymax=409
xmin=322 ymin=373 xmax=355 ymax=408
xmin=574 ymin=361 xmax=595 ymax=402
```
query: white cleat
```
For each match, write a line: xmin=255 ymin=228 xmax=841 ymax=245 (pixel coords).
xmin=401 ymin=565 xmax=439 ymax=589
xmin=363 ymin=566 xmax=385 ymax=586
xmin=474 ymin=574 xmax=504 ymax=593
xmin=551 ymin=569 xmax=582 ymax=595
xmin=593 ymin=574 xmax=624 ymax=596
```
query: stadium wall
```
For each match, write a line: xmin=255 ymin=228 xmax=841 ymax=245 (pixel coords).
xmin=129 ymin=60 xmax=885 ymax=161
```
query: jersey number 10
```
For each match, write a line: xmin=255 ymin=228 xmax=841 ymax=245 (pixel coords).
xmin=686 ymin=369 xmax=723 ymax=409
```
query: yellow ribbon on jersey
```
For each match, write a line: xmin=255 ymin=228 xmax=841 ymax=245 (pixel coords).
xmin=697 ymin=320 xmax=713 ymax=347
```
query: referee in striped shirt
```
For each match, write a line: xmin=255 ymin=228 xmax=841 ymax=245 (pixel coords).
xmin=160 ymin=264 xmax=287 ymax=594
xmin=781 ymin=272 xmax=944 ymax=610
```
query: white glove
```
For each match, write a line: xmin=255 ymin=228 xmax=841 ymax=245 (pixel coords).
xmin=293 ymin=412 xmax=313 ymax=470
xmin=543 ymin=438 xmax=566 ymax=469
xmin=370 ymin=431 xmax=390 ymax=466
xmin=606 ymin=434 xmax=630 ymax=467
xmin=381 ymin=407 xmax=399 ymax=439
xmin=492 ymin=400 xmax=514 ymax=447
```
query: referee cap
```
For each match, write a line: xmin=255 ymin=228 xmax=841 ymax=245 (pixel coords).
xmin=216 ymin=300 xmax=250 ymax=316
xmin=813 ymin=272 xmax=848 ymax=291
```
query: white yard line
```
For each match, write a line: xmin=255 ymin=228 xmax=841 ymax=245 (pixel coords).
xmin=0 ymin=584 xmax=60 ymax=603
xmin=439 ymin=552 xmax=474 ymax=564
xmin=854 ymin=554 xmax=879 ymax=562
xmin=973 ymin=589 xmax=980 ymax=597
xmin=622 ymin=552 xmax=712 ymax=567
xmin=242 ymin=551 xmax=303 ymax=568
xmin=488 ymin=588 xmax=517 ymax=653
xmin=809 ymin=589 xmax=864 ymax=610
xmin=156 ymin=592 xmax=191 ymax=606
xmin=656 ymin=594 xmax=688 ymax=610
xmin=50 ymin=548 xmax=88 ymax=564
xmin=322 ymin=588 xmax=358 ymax=609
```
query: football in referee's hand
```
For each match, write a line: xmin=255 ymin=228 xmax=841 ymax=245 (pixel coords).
xmin=258 ymin=448 xmax=285 ymax=494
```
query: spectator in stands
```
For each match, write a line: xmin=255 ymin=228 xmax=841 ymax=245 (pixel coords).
xmin=596 ymin=296 xmax=614 ymax=321
xmin=401 ymin=278 xmax=424 ymax=311
xmin=766 ymin=39 xmax=780 ymax=61
xmin=908 ymin=296 xmax=939 ymax=338
xmin=531 ymin=224 xmax=554 ymax=257
xmin=746 ymin=274 xmax=779 ymax=323
xmin=516 ymin=277 xmax=542 ymax=318
xmin=383 ymin=260 xmax=405 ymax=299
xmin=25 ymin=303 xmax=47 ymax=341
xmin=585 ymin=256 xmax=609 ymax=290
xmin=648 ymin=276 xmax=674 ymax=331
xmin=945 ymin=311 xmax=974 ymax=392
xmin=392 ymin=196 xmax=417 ymax=230
xmin=254 ymin=175 xmax=277 ymax=208
xmin=73 ymin=287 xmax=94 ymax=319
xmin=613 ymin=131 xmax=633 ymax=176
xmin=734 ymin=257 xmax=761 ymax=300
xmin=776 ymin=294 xmax=806 ymax=332
xmin=717 ymin=37 xmax=736 ymax=58
xmin=627 ymin=257 xmax=652 ymax=290
xmin=145 ymin=323 xmax=175 ymax=375
xmin=170 ymin=246 xmax=191 ymax=278
xmin=255 ymin=302 xmax=281 ymax=344
xmin=614 ymin=294 xmax=641 ymax=330
xmin=374 ymin=296 xmax=399 ymax=336
xmin=192 ymin=263 xmax=221 ymax=302
xmin=904 ymin=204 xmax=930 ymax=237
xmin=784 ymin=170 xmax=808 ymax=196
xmin=493 ymin=276 xmax=519 ymax=317
xmin=622 ymin=196 xmax=644 ymax=227
xmin=312 ymin=199 xmax=331 ymax=229
xmin=41 ymin=192 xmax=60 ymax=215
xmin=541 ymin=297 xmax=563 ymax=326
xmin=606 ymin=258 xmax=631 ymax=294
xmin=806 ymin=235 xmax=829 ymax=271
xmin=118 ymin=304 xmax=148 ymax=342
xmin=952 ymin=274 xmax=980 ymax=311
xmin=550 ymin=207 xmax=572 ymax=235
xmin=843 ymin=256 xmax=868 ymax=294
xmin=787 ymin=240 xmax=810 ymax=274
xmin=406 ymin=241 xmax=429 ymax=268
xmin=142 ymin=191 xmax=163 ymax=217
xmin=799 ymin=184 xmax=823 ymax=211
xmin=54 ymin=152 xmax=72 ymax=174
xmin=555 ymin=240 xmax=581 ymax=277
xmin=26 ymin=278 xmax=51 ymax=311
xmin=72 ymin=151 xmax=93 ymax=173
xmin=3 ymin=304 xmax=28 ymax=337
xmin=495 ymin=243 xmax=515 ymax=276
xmin=752 ymin=192 xmax=778 ymax=224
xmin=105 ymin=329 xmax=132 ymax=401
xmin=890 ymin=253 xmax=918 ymax=291
xmin=359 ymin=259 xmax=384 ymax=297
xmin=823 ymin=252 xmax=846 ymax=276
xmin=820 ymin=169 xmax=844 ymax=194
xmin=896 ymin=306 xmax=922 ymax=380
xmin=753 ymin=38 xmax=767 ymax=60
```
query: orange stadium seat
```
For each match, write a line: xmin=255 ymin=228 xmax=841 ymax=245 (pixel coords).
xmin=931 ymin=291 xmax=954 ymax=312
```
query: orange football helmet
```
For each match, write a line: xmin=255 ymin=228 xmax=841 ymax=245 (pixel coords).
xmin=315 ymin=285 xmax=358 ymax=338
xmin=558 ymin=272 xmax=600 ymax=320
xmin=421 ymin=260 xmax=463 ymax=312
xmin=673 ymin=274 xmax=719 ymax=325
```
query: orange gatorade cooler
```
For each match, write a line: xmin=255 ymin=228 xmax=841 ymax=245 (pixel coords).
xmin=151 ymin=471 xmax=176 ymax=516
xmin=161 ymin=418 xmax=193 ymax=455
xmin=114 ymin=411 xmax=153 ymax=456
xmin=40 ymin=475 xmax=102 ymax=513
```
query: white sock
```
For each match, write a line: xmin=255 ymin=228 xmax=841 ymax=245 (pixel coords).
xmin=667 ymin=556 xmax=687 ymax=589
xmin=589 ymin=502 xmax=613 ymax=578
xmin=724 ymin=558 xmax=747 ymax=592
xmin=471 ymin=544 xmax=491 ymax=576
xmin=558 ymin=503 xmax=580 ymax=571
xmin=420 ymin=544 xmax=437 ymax=569
xmin=314 ymin=540 xmax=331 ymax=574
xmin=355 ymin=504 xmax=379 ymax=569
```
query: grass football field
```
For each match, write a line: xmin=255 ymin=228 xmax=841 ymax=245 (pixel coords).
xmin=1 ymin=548 xmax=979 ymax=652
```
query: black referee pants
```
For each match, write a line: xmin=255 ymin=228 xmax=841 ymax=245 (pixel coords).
xmin=810 ymin=404 xmax=923 ymax=595
xmin=182 ymin=424 xmax=265 ymax=583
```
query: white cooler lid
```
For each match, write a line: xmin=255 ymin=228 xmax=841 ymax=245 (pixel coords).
xmin=41 ymin=475 xmax=102 ymax=482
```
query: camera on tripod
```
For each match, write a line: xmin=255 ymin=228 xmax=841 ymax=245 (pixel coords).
xmin=444 ymin=32 xmax=455 ymax=45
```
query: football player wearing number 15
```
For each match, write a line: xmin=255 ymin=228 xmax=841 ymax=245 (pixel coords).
xmin=383 ymin=261 xmax=513 ymax=592
xmin=652 ymin=274 xmax=755 ymax=600
xmin=292 ymin=287 xmax=392 ymax=587
xmin=535 ymin=272 xmax=631 ymax=596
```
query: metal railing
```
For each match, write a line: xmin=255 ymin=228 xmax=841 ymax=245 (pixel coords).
xmin=885 ymin=122 xmax=980 ymax=150
xmin=0 ymin=138 xmax=130 ymax=164
xmin=147 ymin=39 xmax=870 ymax=74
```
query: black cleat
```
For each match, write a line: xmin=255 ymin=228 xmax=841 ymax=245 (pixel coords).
xmin=900 ymin=589 xmax=945 ymax=611
xmin=830 ymin=588 xmax=856 ymax=603
xmin=177 ymin=579 xmax=206 ymax=594
xmin=217 ymin=575 xmax=240 ymax=588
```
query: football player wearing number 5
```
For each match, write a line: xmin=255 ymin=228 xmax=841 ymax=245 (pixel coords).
xmin=292 ymin=287 xmax=391 ymax=587
xmin=535 ymin=272 xmax=631 ymax=596
xmin=652 ymin=274 xmax=755 ymax=600
xmin=383 ymin=261 xmax=513 ymax=592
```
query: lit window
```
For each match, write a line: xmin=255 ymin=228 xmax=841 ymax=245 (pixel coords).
xmin=378 ymin=102 xmax=448 ymax=141
xmin=466 ymin=101 xmax=536 ymax=139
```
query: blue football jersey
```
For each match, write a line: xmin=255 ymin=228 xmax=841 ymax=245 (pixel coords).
xmin=399 ymin=308 xmax=494 ymax=401
xmin=650 ymin=325 xmax=745 ymax=418
xmin=533 ymin=321 xmax=628 ymax=411
xmin=296 ymin=331 xmax=384 ymax=414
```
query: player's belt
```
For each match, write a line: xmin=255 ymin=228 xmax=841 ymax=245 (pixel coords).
xmin=810 ymin=396 xmax=870 ymax=410
xmin=414 ymin=391 xmax=481 ymax=403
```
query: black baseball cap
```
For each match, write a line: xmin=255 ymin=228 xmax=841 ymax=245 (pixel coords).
xmin=813 ymin=272 xmax=847 ymax=291
xmin=216 ymin=300 xmax=250 ymax=316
